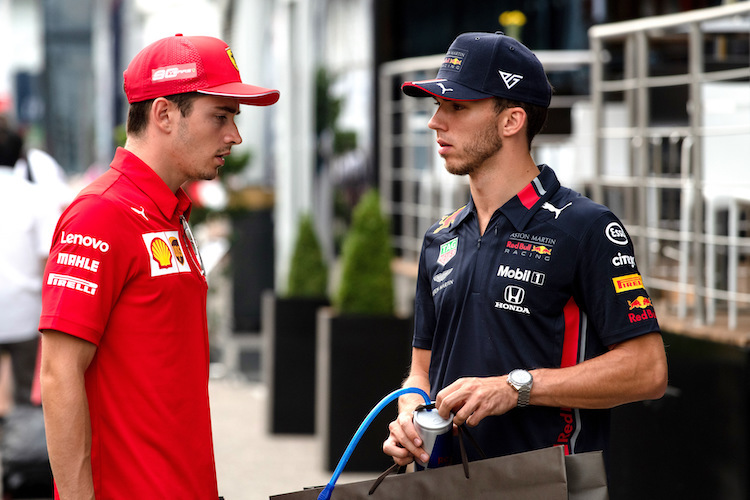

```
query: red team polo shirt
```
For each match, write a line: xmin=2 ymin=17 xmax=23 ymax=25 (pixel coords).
xmin=40 ymin=148 xmax=218 ymax=499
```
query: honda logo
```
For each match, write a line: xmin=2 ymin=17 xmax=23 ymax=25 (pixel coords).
xmin=504 ymin=286 xmax=525 ymax=305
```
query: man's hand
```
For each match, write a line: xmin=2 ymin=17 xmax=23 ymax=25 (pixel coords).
xmin=435 ymin=376 xmax=518 ymax=427
xmin=382 ymin=408 xmax=431 ymax=466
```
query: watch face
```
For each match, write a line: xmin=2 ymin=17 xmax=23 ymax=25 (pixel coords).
xmin=511 ymin=370 xmax=532 ymax=385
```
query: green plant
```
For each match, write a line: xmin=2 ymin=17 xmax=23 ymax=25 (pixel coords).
xmin=286 ymin=214 xmax=328 ymax=299
xmin=335 ymin=190 xmax=394 ymax=315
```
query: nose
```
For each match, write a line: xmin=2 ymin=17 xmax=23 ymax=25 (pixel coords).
xmin=427 ymin=107 xmax=444 ymax=131
xmin=228 ymin=121 xmax=242 ymax=145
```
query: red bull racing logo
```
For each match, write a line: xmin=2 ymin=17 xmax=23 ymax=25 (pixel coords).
xmin=627 ymin=295 xmax=656 ymax=324
xmin=441 ymin=49 xmax=466 ymax=71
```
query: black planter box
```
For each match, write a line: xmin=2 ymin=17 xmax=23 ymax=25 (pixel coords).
xmin=316 ymin=308 xmax=413 ymax=472
xmin=263 ymin=292 xmax=329 ymax=434
xmin=231 ymin=210 xmax=275 ymax=332
xmin=609 ymin=332 xmax=750 ymax=500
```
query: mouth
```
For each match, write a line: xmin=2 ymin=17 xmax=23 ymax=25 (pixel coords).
xmin=215 ymin=151 xmax=231 ymax=167
xmin=436 ymin=139 xmax=452 ymax=156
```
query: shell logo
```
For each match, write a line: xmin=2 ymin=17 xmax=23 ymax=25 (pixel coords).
xmin=150 ymin=238 xmax=173 ymax=269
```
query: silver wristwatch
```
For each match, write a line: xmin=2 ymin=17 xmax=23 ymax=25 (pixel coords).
xmin=507 ymin=369 xmax=533 ymax=407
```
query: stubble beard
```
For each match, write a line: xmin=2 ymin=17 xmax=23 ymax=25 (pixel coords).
xmin=443 ymin=121 xmax=503 ymax=177
xmin=176 ymin=118 xmax=220 ymax=182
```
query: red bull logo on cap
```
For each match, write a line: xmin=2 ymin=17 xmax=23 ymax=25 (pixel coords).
xmin=441 ymin=49 xmax=466 ymax=71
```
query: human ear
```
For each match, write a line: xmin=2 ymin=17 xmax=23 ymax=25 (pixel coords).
xmin=150 ymin=97 xmax=175 ymax=133
xmin=501 ymin=107 xmax=527 ymax=138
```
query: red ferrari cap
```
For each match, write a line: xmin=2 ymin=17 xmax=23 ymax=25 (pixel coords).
xmin=123 ymin=34 xmax=280 ymax=106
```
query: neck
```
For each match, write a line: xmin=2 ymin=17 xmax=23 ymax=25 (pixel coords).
xmin=469 ymin=150 xmax=539 ymax=235
xmin=124 ymin=138 xmax=184 ymax=193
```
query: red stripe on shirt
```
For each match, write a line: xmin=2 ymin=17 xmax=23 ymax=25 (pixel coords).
xmin=558 ymin=298 xmax=582 ymax=456
xmin=517 ymin=183 xmax=540 ymax=209
xmin=561 ymin=296 xmax=580 ymax=368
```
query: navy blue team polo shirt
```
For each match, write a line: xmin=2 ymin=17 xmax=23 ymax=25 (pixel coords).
xmin=413 ymin=165 xmax=660 ymax=462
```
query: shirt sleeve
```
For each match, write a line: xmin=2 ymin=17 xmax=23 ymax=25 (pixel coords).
xmin=413 ymin=235 xmax=437 ymax=350
xmin=573 ymin=211 xmax=660 ymax=347
xmin=39 ymin=196 xmax=136 ymax=345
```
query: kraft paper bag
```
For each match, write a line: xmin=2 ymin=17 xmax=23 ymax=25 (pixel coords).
xmin=565 ymin=451 xmax=610 ymax=500
xmin=270 ymin=446 xmax=569 ymax=500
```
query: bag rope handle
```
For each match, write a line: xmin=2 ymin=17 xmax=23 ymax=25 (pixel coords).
xmin=317 ymin=387 xmax=431 ymax=500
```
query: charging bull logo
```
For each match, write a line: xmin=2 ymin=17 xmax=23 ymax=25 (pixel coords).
xmin=433 ymin=206 xmax=466 ymax=234
xmin=627 ymin=295 xmax=656 ymax=323
xmin=441 ymin=50 xmax=466 ymax=71
xmin=628 ymin=296 xmax=652 ymax=310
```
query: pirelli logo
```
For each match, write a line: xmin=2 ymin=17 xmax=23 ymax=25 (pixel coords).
xmin=47 ymin=273 xmax=98 ymax=296
xmin=612 ymin=273 xmax=644 ymax=293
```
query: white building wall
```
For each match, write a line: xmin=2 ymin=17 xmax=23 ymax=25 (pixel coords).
xmin=270 ymin=0 xmax=316 ymax=292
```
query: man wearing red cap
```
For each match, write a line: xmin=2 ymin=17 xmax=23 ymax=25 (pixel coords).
xmin=39 ymin=34 xmax=279 ymax=499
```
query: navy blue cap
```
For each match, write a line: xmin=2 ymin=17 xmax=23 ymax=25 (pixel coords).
xmin=402 ymin=32 xmax=552 ymax=108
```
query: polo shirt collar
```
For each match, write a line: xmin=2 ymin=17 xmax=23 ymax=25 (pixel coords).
xmin=500 ymin=164 xmax=560 ymax=230
xmin=110 ymin=147 xmax=192 ymax=220
xmin=449 ymin=164 xmax=561 ymax=233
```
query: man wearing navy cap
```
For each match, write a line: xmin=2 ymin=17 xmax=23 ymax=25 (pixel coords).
xmin=383 ymin=32 xmax=667 ymax=472
xmin=40 ymin=34 xmax=279 ymax=499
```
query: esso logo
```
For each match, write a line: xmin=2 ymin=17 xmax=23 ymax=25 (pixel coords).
xmin=605 ymin=222 xmax=629 ymax=246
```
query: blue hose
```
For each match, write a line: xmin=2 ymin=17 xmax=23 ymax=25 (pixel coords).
xmin=317 ymin=387 xmax=431 ymax=500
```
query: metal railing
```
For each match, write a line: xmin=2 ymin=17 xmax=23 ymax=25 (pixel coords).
xmin=589 ymin=2 xmax=750 ymax=330
xmin=378 ymin=3 xmax=750 ymax=331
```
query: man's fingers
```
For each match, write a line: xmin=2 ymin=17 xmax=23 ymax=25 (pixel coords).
xmin=385 ymin=418 xmax=430 ymax=464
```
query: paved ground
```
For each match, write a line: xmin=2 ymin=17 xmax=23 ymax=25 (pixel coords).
xmin=209 ymin=376 xmax=373 ymax=500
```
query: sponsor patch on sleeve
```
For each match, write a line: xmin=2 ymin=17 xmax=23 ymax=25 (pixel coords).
xmin=612 ymin=273 xmax=644 ymax=293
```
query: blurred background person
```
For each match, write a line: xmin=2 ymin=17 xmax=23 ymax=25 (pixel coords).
xmin=0 ymin=116 xmax=61 ymax=498
xmin=0 ymin=116 xmax=59 ymax=410
xmin=13 ymin=140 xmax=74 ymax=214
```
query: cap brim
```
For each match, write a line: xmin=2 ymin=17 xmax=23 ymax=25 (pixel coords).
xmin=401 ymin=79 xmax=493 ymax=101
xmin=199 ymin=82 xmax=280 ymax=106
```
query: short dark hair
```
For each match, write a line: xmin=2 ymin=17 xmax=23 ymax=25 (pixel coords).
xmin=0 ymin=120 xmax=23 ymax=167
xmin=126 ymin=92 xmax=201 ymax=136
xmin=493 ymin=97 xmax=548 ymax=150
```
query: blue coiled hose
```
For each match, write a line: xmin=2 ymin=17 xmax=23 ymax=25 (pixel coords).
xmin=317 ymin=387 xmax=431 ymax=500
